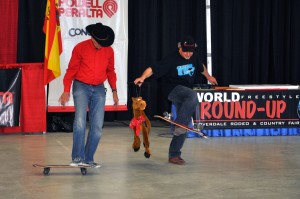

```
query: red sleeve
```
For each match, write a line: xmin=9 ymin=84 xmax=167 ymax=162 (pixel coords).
xmin=106 ymin=47 xmax=117 ymax=90
xmin=63 ymin=45 xmax=81 ymax=92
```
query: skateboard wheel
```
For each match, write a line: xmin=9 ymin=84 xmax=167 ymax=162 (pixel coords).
xmin=80 ymin=168 xmax=87 ymax=175
xmin=43 ymin=168 xmax=50 ymax=175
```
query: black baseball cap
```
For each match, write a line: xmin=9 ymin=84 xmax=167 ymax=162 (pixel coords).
xmin=180 ymin=36 xmax=197 ymax=52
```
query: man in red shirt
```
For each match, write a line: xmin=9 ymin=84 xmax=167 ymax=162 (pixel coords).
xmin=59 ymin=23 xmax=119 ymax=167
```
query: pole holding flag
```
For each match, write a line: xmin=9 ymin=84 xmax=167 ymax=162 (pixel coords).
xmin=43 ymin=0 xmax=62 ymax=85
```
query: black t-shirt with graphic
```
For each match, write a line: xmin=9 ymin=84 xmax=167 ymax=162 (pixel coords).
xmin=151 ymin=51 xmax=204 ymax=95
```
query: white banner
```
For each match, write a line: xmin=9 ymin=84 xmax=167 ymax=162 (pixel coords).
xmin=48 ymin=0 xmax=128 ymax=111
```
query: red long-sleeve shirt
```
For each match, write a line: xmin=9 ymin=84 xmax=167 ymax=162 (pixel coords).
xmin=63 ymin=39 xmax=117 ymax=92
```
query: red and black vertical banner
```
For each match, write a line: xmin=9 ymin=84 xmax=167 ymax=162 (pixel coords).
xmin=195 ymin=89 xmax=300 ymax=129
xmin=0 ymin=68 xmax=22 ymax=127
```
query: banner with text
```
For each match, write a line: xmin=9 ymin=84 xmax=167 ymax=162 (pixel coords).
xmin=0 ymin=68 xmax=21 ymax=127
xmin=195 ymin=90 xmax=300 ymax=129
xmin=47 ymin=0 xmax=128 ymax=111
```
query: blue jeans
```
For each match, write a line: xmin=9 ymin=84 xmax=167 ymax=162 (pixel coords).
xmin=72 ymin=80 xmax=106 ymax=163
xmin=168 ymin=85 xmax=198 ymax=158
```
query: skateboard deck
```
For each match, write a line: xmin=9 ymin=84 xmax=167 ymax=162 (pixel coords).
xmin=33 ymin=164 xmax=97 ymax=175
xmin=154 ymin=115 xmax=208 ymax=139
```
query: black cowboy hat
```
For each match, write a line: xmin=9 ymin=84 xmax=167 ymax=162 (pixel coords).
xmin=86 ymin=23 xmax=115 ymax=47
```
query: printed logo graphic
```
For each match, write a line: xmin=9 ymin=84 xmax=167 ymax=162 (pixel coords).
xmin=0 ymin=92 xmax=13 ymax=104
xmin=177 ymin=64 xmax=194 ymax=76
xmin=58 ymin=0 xmax=118 ymax=18
xmin=68 ymin=28 xmax=89 ymax=37
xmin=103 ymin=0 xmax=118 ymax=18
xmin=0 ymin=68 xmax=21 ymax=127
xmin=195 ymin=90 xmax=300 ymax=129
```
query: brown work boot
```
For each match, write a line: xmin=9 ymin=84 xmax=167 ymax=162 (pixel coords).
xmin=168 ymin=156 xmax=185 ymax=165
xmin=178 ymin=156 xmax=186 ymax=164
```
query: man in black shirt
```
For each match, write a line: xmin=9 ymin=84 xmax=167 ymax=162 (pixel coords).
xmin=134 ymin=36 xmax=218 ymax=165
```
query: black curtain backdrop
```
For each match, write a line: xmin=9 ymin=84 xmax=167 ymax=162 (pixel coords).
xmin=127 ymin=0 xmax=207 ymax=119
xmin=211 ymin=0 xmax=300 ymax=85
xmin=17 ymin=0 xmax=46 ymax=63
xmin=16 ymin=0 xmax=300 ymax=121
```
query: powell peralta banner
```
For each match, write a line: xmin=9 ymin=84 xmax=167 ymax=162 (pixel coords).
xmin=0 ymin=68 xmax=21 ymax=127
xmin=195 ymin=89 xmax=300 ymax=129
xmin=47 ymin=0 xmax=128 ymax=111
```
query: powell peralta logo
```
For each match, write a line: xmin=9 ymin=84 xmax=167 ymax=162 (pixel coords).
xmin=57 ymin=0 xmax=118 ymax=18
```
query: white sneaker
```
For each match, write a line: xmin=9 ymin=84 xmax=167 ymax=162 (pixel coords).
xmin=70 ymin=158 xmax=84 ymax=167
xmin=86 ymin=162 xmax=101 ymax=168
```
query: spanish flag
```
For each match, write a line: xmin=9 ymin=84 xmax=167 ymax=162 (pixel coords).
xmin=43 ymin=0 xmax=62 ymax=85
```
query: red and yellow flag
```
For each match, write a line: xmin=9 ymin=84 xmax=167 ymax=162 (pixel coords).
xmin=43 ymin=0 xmax=62 ymax=85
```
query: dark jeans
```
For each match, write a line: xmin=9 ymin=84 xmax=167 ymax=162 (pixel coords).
xmin=167 ymin=85 xmax=198 ymax=158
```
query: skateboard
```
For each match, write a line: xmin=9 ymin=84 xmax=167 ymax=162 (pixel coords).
xmin=154 ymin=115 xmax=208 ymax=139
xmin=33 ymin=164 xmax=97 ymax=175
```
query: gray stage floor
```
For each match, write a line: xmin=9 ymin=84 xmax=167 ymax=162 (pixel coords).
xmin=1 ymin=122 xmax=300 ymax=199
